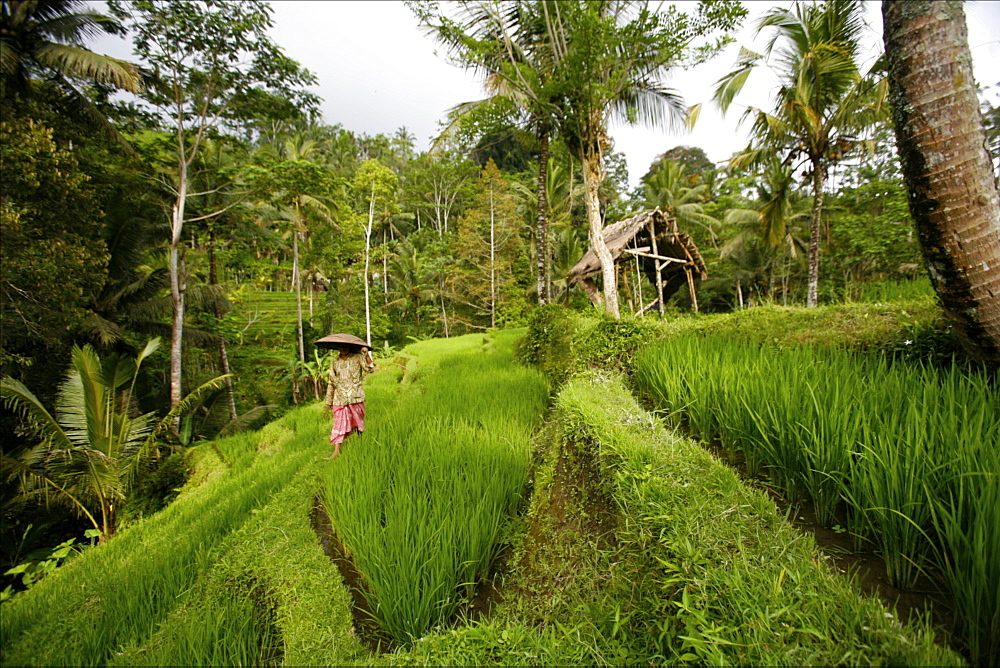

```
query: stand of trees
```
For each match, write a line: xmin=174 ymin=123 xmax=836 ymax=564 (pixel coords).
xmin=2 ymin=0 xmax=997 ymax=586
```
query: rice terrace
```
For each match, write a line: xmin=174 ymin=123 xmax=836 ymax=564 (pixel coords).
xmin=1 ymin=0 xmax=998 ymax=666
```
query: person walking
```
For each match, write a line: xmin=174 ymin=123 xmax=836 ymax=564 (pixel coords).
xmin=321 ymin=335 xmax=376 ymax=459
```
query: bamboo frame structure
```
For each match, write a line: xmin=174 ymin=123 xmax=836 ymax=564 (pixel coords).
xmin=567 ymin=208 xmax=707 ymax=314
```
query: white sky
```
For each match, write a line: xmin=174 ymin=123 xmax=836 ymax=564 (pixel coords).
xmin=94 ymin=0 xmax=1000 ymax=188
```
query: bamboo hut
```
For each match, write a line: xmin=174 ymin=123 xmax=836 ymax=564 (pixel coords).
xmin=567 ymin=208 xmax=708 ymax=313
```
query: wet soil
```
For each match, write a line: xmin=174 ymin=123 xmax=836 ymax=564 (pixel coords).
xmin=309 ymin=498 xmax=392 ymax=654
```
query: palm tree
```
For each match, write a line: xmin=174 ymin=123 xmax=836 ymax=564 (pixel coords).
xmin=255 ymin=132 xmax=339 ymax=362
xmin=0 ymin=339 xmax=226 ymax=541
xmin=411 ymin=0 xmax=562 ymax=305
xmin=256 ymin=192 xmax=335 ymax=363
xmin=0 ymin=0 xmax=140 ymax=98
xmin=548 ymin=1 xmax=737 ymax=318
xmin=512 ymin=153 xmax=574 ymax=296
xmin=387 ymin=238 xmax=436 ymax=336
xmin=714 ymin=0 xmax=887 ymax=307
xmin=722 ymin=162 xmax=810 ymax=301
xmin=883 ymin=0 xmax=1000 ymax=364
xmin=640 ymin=160 xmax=721 ymax=248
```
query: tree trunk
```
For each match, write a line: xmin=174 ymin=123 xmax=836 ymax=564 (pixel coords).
xmin=489 ymin=183 xmax=496 ymax=329
xmin=208 ymin=229 xmax=237 ymax=423
xmin=169 ymin=204 xmax=186 ymax=422
xmin=535 ymin=125 xmax=551 ymax=305
xmin=806 ymin=160 xmax=826 ymax=308
xmin=293 ymin=230 xmax=304 ymax=363
xmin=364 ymin=184 xmax=374 ymax=346
xmin=883 ymin=0 xmax=1000 ymax=362
xmin=580 ymin=145 xmax=619 ymax=318
xmin=439 ymin=282 xmax=449 ymax=337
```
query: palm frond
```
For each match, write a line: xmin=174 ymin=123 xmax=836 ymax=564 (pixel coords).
xmin=0 ymin=454 xmax=100 ymax=531
xmin=0 ymin=378 xmax=73 ymax=451
xmin=34 ymin=43 xmax=140 ymax=92
xmin=145 ymin=374 xmax=233 ymax=447
xmin=217 ymin=405 xmax=276 ymax=437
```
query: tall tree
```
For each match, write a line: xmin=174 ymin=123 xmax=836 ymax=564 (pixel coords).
xmin=453 ymin=160 xmax=523 ymax=328
xmin=722 ymin=161 xmax=810 ymax=299
xmin=0 ymin=119 xmax=108 ymax=379
xmin=551 ymin=0 xmax=744 ymax=318
xmin=410 ymin=0 xmax=561 ymax=305
xmin=108 ymin=0 xmax=316 ymax=419
xmin=883 ymin=0 xmax=1000 ymax=363
xmin=352 ymin=160 xmax=398 ymax=345
xmin=257 ymin=159 xmax=337 ymax=363
xmin=714 ymin=0 xmax=886 ymax=307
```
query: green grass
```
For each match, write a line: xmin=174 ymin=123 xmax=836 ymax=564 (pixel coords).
xmin=0 ymin=427 xmax=314 ymax=666
xmin=0 ymin=320 xmax=969 ymax=666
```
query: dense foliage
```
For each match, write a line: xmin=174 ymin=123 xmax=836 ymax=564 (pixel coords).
xmin=2 ymin=2 xmax=993 ymax=660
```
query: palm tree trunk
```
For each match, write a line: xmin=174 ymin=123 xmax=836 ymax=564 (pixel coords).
xmin=884 ymin=0 xmax=1000 ymax=362
xmin=580 ymin=145 xmax=619 ymax=318
xmin=806 ymin=161 xmax=826 ymax=307
xmin=535 ymin=125 xmax=551 ymax=305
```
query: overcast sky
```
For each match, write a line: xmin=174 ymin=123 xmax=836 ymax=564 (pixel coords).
xmin=95 ymin=0 xmax=1000 ymax=188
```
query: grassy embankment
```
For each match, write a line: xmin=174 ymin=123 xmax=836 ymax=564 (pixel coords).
xmin=525 ymin=294 xmax=991 ymax=663
xmin=1 ymin=303 xmax=966 ymax=665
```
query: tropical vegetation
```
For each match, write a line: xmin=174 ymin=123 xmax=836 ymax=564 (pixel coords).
xmin=1 ymin=0 xmax=997 ymax=665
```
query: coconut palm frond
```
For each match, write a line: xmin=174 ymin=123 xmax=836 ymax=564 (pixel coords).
xmin=0 ymin=453 xmax=100 ymax=531
xmin=145 ymin=374 xmax=233 ymax=448
xmin=34 ymin=43 xmax=140 ymax=91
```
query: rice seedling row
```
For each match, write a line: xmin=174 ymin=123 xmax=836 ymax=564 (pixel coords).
xmin=321 ymin=332 xmax=549 ymax=645
xmin=1 ymin=418 xmax=324 ymax=667
xmin=633 ymin=334 xmax=999 ymax=662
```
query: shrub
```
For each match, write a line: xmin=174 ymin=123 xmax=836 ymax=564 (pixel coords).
xmin=516 ymin=304 xmax=576 ymax=383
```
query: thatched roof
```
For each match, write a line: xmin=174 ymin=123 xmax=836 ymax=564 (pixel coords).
xmin=567 ymin=208 xmax=707 ymax=303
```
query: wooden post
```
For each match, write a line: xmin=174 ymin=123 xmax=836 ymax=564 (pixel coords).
xmin=634 ymin=251 xmax=644 ymax=317
xmin=578 ymin=277 xmax=603 ymax=307
xmin=647 ymin=220 xmax=665 ymax=316
xmin=685 ymin=266 xmax=699 ymax=314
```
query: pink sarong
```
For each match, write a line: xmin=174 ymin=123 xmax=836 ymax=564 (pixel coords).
xmin=330 ymin=402 xmax=366 ymax=445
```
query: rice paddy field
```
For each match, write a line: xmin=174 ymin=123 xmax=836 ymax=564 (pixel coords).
xmin=634 ymin=334 xmax=999 ymax=663
xmin=0 ymin=312 xmax=978 ymax=666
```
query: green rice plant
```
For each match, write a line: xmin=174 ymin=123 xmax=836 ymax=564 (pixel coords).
xmin=544 ymin=370 xmax=960 ymax=666
xmin=321 ymin=332 xmax=548 ymax=645
xmin=0 ymin=415 xmax=319 ymax=667
xmin=634 ymin=333 xmax=999 ymax=663
xmin=126 ymin=590 xmax=281 ymax=667
xmin=853 ymin=277 xmax=934 ymax=303
xmin=926 ymin=460 xmax=1000 ymax=662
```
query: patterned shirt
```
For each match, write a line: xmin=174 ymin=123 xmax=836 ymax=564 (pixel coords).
xmin=325 ymin=353 xmax=376 ymax=406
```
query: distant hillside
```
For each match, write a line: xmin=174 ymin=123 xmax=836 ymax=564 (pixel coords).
xmin=231 ymin=290 xmax=303 ymax=342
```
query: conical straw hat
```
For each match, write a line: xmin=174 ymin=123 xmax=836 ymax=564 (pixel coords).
xmin=315 ymin=333 xmax=368 ymax=349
